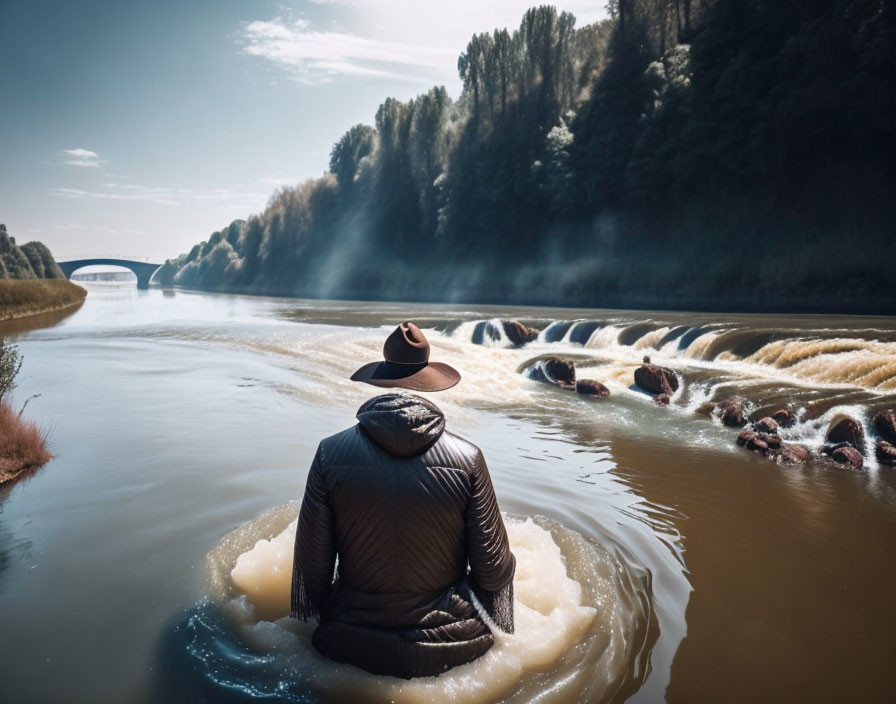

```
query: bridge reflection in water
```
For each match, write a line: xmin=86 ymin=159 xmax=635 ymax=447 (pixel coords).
xmin=57 ymin=258 xmax=163 ymax=289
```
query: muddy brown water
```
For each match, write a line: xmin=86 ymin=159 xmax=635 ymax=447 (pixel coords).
xmin=0 ymin=285 xmax=894 ymax=703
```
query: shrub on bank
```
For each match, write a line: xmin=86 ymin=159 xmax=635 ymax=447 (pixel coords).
xmin=0 ymin=401 xmax=52 ymax=484
xmin=0 ymin=279 xmax=86 ymax=320
xmin=0 ymin=341 xmax=52 ymax=483
xmin=0 ymin=340 xmax=21 ymax=402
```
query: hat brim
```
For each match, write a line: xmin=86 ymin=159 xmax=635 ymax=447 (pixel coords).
xmin=350 ymin=361 xmax=460 ymax=392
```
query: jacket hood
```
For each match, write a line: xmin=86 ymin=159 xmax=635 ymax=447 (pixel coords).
xmin=356 ymin=393 xmax=445 ymax=458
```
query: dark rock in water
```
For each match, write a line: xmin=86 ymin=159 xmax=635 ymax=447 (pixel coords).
xmin=543 ymin=358 xmax=575 ymax=387
xmin=754 ymin=417 xmax=779 ymax=434
xmin=737 ymin=429 xmax=781 ymax=455
xmin=876 ymin=440 xmax=896 ymax=467
xmin=634 ymin=361 xmax=679 ymax=395
xmin=655 ymin=392 xmax=672 ymax=406
xmin=777 ymin=444 xmax=811 ymax=465
xmin=717 ymin=397 xmax=748 ymax=427
xmin=771 ymin=408 xmax=796 ymax=428
xmin=502 ymin=320 xmax=539 ymax=347
xmin=747 ymin=435 xmax=769 ymax=453
xmin=873 ymin=410 xmax=896 ymax=445
xmin=736 ymin=429 xmax=757 ymax=447
xmin=763 ymin=434 xmax=783 ymax=450
xmin=749 ymin=406 xmax=796 ymax=428
xmin=695 ymin=401 xmax=716 ymax=416
xmin=827 ymin=444 xmax=864 ymax=469
xmin=826 ymin=415 xmax=865 ymax=453
xmin=823 ymin=442 xmax=864 ymax=469
xmin=525 ymin=357 xmax=576 ymax=388
xmin=575 ymin=379 xmax=610 ymax=397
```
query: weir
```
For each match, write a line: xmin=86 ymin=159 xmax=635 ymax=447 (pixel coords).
xmin=57 ymin=258 xmax=163 ymax=289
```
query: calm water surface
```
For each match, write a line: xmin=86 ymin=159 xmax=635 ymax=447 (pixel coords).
xmin=1 ymin=285 xmax=894 ymax=703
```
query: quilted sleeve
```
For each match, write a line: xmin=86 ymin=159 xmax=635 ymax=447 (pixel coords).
xmin=290 ymin=444 xmax=337 ymax=621
xmin=465 ymin=449 xmax=516 ymax=633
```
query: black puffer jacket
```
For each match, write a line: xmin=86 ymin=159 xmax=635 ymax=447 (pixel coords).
xmin=291 ymin=393 xmax=516 ymax=679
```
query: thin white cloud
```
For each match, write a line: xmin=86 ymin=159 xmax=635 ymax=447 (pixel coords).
xmin=51 ymin=186 xmax=179 ymax=205
xmin=308 ymin=0 xmax=604 ymax=21
xmin=241 ymin=19 xmax=456 ymax=85
xmin=261 ymin=176 xmax=301 ymax=187
xmin=50 ymin=183 xmax=269 ymax=209
xmin=240 ymin=3 xmax=607 ymax=87
xmin=299 ymin=1 xmax=607 ymax=39
xmin=54 ymin=223 xmax=144 ymax=235
xmin=58 ymin=148 xmax=105 ymax=167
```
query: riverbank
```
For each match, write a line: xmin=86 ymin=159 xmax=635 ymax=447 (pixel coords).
xmin=0 ymin=401 xmax=52 ymax=485
xmin=157 ymin=268 xmax=896 ymax=316
xmin=0 ymin=279 xmax=86 ymax=321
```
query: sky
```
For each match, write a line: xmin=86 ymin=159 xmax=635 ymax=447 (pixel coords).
xmin=0 ymin=0 xmax=607 ymax=263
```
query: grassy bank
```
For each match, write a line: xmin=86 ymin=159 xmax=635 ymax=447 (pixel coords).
xmin=0 ymin=401 xmax=52 ymax=484
xmin=0 ymin=279 xmax=86 ymax=321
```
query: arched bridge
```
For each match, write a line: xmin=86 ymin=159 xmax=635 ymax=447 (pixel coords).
xmin=57 ymin=258 xmax=163 ymax=290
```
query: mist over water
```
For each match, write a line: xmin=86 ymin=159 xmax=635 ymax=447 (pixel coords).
xmin=0 ymin=286 xmax=895 ymax=703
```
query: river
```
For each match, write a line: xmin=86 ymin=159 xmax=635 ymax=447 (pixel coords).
xmin=1 ymin=284 xmax=894 ymax=703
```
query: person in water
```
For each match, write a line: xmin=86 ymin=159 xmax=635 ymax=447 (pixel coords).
xmin=290 ymin=321 xmax=516 ymax=679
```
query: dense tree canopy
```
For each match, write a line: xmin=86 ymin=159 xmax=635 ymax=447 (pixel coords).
xmin=158 ymin=2 xmax=896 ymax=314
xmin=0 ymin=225 xmax=64 ymax=280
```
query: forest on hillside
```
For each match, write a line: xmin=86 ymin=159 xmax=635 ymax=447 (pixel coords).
xmin=0 ymin=224 xmax=64 ymax=280
xmin=157 ymin=1 xmax=896 ymax=314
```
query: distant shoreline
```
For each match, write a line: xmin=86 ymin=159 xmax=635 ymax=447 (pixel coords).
xmin=0 ymin=296 xmax=86 ymax=322
xmin=0 ymin=280 xmax=87 ymax=322
xmin=155 ymin=283 xmax=896 ymax=319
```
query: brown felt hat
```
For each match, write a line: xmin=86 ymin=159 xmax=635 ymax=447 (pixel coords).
xmin=350 ymin=322 xmax=460 ymax=392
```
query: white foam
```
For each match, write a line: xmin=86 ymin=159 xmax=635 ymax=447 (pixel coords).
xmin=782 ymin=403 xmax=879 ymax=470
xmin=230 ymin=527 xmax=295 ymax=621
xmin=206 ymin=504 xmax=644 ymax=703
xmin=315 ymin=518 xmax=597 ymax=703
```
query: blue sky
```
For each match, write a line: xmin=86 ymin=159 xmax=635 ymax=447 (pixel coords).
xmin=0 ymin=1 xmax=606 ymax=262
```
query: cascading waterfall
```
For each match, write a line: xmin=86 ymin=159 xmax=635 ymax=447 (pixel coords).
xmin=585 ymin=324 xmax=624 ymax=350
xmin=537 ymin=320 xmax=575 ymax=343
xmin=456 ymin=314 xmax=896 ymax=470
xmin=460 ymin=317 xmax=896 ymax=393
xmin=634 ymin=327 xmax=672 ymax=350
xmin=453 ymin=319 xmax=514 ymax=348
